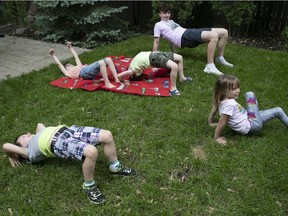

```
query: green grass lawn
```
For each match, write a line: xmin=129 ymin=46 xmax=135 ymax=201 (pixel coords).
xmin=0 ymin=35 xmax=287 ymax=215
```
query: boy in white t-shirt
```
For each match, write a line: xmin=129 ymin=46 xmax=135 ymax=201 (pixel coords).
xmin=153 ymin=2 xmax=233 ymax=76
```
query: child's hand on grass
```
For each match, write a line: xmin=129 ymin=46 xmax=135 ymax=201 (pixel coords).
xmin=215 ymin=137 xmax=227 ymax=146
xmin=209 ymin=122 xmax=218 ymax=127
xmin=9 ymin=157 xmax=21 ymax=167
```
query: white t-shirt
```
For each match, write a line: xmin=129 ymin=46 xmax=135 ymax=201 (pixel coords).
xmin=153 ymin=20 xmax=186 ymax=48
xmin=219 ymin=99 xmax=251 ymax=134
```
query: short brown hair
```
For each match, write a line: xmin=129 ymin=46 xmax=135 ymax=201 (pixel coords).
xmin=157 ymin=2 xmax=171 ymax=13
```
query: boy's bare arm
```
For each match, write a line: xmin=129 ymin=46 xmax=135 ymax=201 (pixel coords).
xmin=67 ymin=41 xmax=82 ymax=66
xmin=117 ymin=69 xmax=134 ymax=82
xmin=153 ymin=37 xmax=160 ymax=51
xmin=170 ymin=43 xmax=177 ymax=53
xmin=3 ymin=143 xmax=28 ymax=167
xmin=36 ymin=123 xmax=45 ymax=133
xmin=49 ymin=49 xmax=70 ymax=77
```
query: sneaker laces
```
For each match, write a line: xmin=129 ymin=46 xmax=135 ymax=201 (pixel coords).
xmin=84 ymin=185 xmax=103 ymax=199
xmin=110 ymin=165 xmax=136 ymax=176
xmin=120 ymin=166 xmax=133 ymax=174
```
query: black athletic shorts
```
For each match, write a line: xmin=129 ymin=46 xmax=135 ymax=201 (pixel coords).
xmin=181 ymin=28 xmax=212 ymax=48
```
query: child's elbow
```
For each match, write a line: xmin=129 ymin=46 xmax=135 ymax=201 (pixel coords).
xmin=3 ymin=143 xmax=11 ymax=153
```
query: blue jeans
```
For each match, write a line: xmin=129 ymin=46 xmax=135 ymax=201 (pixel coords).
xmin=245 ymin=92 xmax=288 ymax=133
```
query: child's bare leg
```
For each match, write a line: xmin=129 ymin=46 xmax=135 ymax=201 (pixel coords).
xmin=82 ymin=145 xmax=98 ymax=182
xmin=105 ymin=57 xmax=120 ymax=83
xmin=99 ymin=60 xmax=116 ymax=88
xmin=211 ymin=28 xmax=228 ymax=57
xmin=99 ymin=129 xmax=118 ymax=163
xmin=173 ymin=54 xmax=186 ymax=82
xmin=201 ymin=31 xmax=219 ymax=64
xmin=167 ymin=60 xmax=178 ymax=92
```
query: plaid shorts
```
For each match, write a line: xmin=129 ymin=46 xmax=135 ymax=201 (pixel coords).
xmin=51 ymin=125 xmax=102 ymax=161
xmin=149 ymin=51 xmax=174 ymax=68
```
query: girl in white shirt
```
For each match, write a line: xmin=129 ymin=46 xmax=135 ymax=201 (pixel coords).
xmin=208 ymin=74 xmax=288 ymax=145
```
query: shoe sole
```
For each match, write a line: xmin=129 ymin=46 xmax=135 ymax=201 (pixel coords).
xmin=110 ymin=172 xmax=137 ymax=177
xmin=215 ymin=61 xmax=234 ymax=68
xmin=89 ymin=198 xmax=106 ymax=204
xmin=203 ymin=69 xmax=223 ymax=76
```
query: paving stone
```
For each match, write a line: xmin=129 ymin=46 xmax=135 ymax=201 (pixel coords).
xmin=0 ymin=36 xmax=90 ymax=80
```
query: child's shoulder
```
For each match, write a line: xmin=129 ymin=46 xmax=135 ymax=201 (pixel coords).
xmin=221 ymin=99 xmax=237 ymax=106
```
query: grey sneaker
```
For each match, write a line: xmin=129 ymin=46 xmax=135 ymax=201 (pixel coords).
xmin=203 ymin=65 xmax=223 ymax=76
xmin=109 ymin=165 xmax=136 ymax=176
xmin=83 ymin=184 xmax=106 ymax=204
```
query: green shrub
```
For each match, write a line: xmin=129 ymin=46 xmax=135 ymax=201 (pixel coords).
xmin=282 ymin=26 xmax=288 ymax=50
xmin=33 ymin=1 xmax=129 ymax=48
xmin=211 ymin=1 xmax=256 ymax=37
xmin=0 ymin=1 xmax=28 ymax=26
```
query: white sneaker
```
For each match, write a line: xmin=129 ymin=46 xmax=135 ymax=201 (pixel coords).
xmin=216 ymin=58 xmax=234 ymax=67
xmin=203 ymin=65 xmax=223 ymax=76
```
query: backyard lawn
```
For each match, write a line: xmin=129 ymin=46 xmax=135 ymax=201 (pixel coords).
xmin=0 ymin=35 xmax=287 ymax=215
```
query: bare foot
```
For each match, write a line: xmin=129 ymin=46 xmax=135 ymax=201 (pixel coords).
xmin=179 ymin=77 xmax=193 ymax=83
xmin=114 ymin=78 xmax=121 ymax=84
xmin=105 ymin=83 xmax=116 ymax=88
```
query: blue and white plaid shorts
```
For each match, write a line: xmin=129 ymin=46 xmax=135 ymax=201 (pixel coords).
xmin=51 ymin=125 xmax=102 ymax=160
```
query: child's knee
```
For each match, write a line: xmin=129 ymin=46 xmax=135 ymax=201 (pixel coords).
xmin=83 ymin=145 xmax=98 ymax=160
xmin=245 ymin=91 xmax=256 ymax=98
xmin=105 ymin=57 xmax=113 ymax=64
xmin=275 ymin=107 xmax=284 ymax=115
xmin=99 ymin=129 xmax=114 ymax=143
xmin=167 ymin=61 xmax=178 ymax=71
xmin=173 ymin=53 xmax=182 ymax=62
xmin=98 ymin=60 xmax=106 ymax=67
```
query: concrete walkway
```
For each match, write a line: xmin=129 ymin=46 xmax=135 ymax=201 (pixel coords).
xmin=0 ymin=36 xmax=90 ymax=80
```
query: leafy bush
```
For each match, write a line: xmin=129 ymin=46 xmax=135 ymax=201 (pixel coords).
xmin=282 ymin=26 xmax=288 ymax=50
xmin=33 ymin=1 xmax=129 ymax=48
xmin=211 ymin=1 xmax=256 ymax=37
xmin=0 ymin=1 xmax=28 ymax=26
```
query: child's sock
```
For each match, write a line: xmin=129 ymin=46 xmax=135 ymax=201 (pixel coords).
xmin=206 ymin=63 xmax=215 ymax=68
xmin=217 ymin=56 xmax=225 ymax=61
xmin=109 ymin=160 xmax=120 ymax=172
xmin=83 ymin=180 xmax=95 ymax=188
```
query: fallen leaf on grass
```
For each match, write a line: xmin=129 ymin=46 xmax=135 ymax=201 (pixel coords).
xmin=227 ymin=188 xmax=235 ymax=193
xmin=192 ymin=146 xmax=207 ymax=160
xmin=8 ymin=208 xmax=13 ymax=215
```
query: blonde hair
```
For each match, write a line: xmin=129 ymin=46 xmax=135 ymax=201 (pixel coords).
xmin=213 ymin=74 xmax=240 ymax=107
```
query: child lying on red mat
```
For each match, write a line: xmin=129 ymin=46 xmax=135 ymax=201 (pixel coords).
xmin=49 ymin=41 xmax=120 ymax=88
